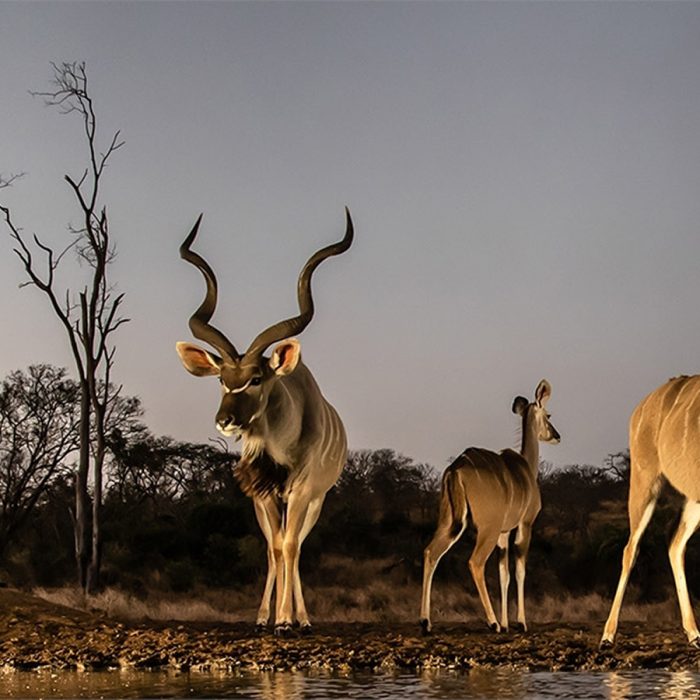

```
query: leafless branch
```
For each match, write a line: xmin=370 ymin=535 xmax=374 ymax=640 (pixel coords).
xmin=209 ymin=437 xmax=231 ymax=453
xmin=0 ymin=173 xmax=25 ymax=189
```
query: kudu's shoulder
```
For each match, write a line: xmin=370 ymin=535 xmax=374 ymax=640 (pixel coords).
xmin=633 ymin=374 xmax=700 ymax=424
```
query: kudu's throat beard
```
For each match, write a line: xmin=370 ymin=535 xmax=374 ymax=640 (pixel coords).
xmin=235 ymin=440 xmax=288 ymax=499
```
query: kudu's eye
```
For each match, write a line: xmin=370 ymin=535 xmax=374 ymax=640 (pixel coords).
xmin=250 ymin=377 xmax=262 ymax=387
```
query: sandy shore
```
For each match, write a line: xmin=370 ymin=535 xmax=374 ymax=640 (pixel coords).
xmin=1 ymin=588 xmax=698 ymax=673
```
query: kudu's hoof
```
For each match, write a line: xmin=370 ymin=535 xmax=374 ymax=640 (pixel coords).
xmin=300 ymin=623 xmax=313 ymax=636
xmin=599 ymin=638 xmax=614 ymax=650
xmin=689 ymin=636 xmax=700 ymax=649
xmin=419 ymin=619 xmax=432 ymax=636
xmin=255 ymin=623 xmax=268 ymax=635
xmin=512 ymin=622 xmax=527 ymax=634
xmin=274 ymin=623 xmax=294 ymax=638
xmin=488 ymin=622 xmax=501 ymax=633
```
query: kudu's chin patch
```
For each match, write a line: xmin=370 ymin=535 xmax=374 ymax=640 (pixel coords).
xmin=217 ymin=424 xmax=242 ymax=439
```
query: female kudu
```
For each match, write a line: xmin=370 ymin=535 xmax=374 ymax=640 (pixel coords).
xmin=420 ymin=379 xmax=560 ymax=635
xmin=601 ymin=375 xmax=700 ymax=647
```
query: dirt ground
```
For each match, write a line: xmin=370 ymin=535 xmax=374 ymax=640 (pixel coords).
xmin=1 ymin=588 xmax=699 ymax=673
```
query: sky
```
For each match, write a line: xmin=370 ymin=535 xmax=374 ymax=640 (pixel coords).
xmin=2 ymin=1 xmax=700 ymax=473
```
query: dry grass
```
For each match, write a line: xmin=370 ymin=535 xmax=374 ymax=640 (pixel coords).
xmin=32 ymin=556 xmax=683 ymax=627
xmin=528 ymin=591 xmax=678 ymax=625
xmin=33 ymin=586 xmax=254 ymax=623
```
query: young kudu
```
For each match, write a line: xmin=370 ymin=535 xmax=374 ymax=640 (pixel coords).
xmin=420 ymin=380 xmax=560 ymax=635
xmin=176 ymin=209 xmax=353 ymax=635
xmin=601 ymin=375 xmax=700 ymax=647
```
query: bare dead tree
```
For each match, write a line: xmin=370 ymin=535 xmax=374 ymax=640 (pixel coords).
xmin=0 ymin=62 xmax=127 ymax=592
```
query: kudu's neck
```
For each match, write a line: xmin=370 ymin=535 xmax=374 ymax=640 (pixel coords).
xmin=520 ymin=410 xmax=540 ymax=475
xmin=251 ymin=362 xmax=319 ymax=459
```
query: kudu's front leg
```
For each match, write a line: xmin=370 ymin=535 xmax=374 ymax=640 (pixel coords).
xmin=513 ymin=522 xmax=532 ymax=633
xmin=290 ymin=496 xmax=325 ymax=632
xmin=253 ymin=498 xmax=284 ymax=630
xmin=497 ymin=532 xmax=510 ymax=632
xmin=275 ymin=494 xmax=310 ymax=636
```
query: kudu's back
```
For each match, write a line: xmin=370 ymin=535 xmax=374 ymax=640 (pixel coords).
xmin=448 ymin=447 xmax=539 ymax=532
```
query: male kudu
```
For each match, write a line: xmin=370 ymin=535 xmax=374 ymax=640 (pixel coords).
xmin=420 ymin=379 xmax=560 ymax=635
xmin=601 ymin=375 xmax=700 ymax=647
xmin=176 ymin=209 xmax=353 ymax=635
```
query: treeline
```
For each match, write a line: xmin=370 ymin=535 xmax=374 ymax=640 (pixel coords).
xmin=1 ymin=365 xmax=697 ymax=602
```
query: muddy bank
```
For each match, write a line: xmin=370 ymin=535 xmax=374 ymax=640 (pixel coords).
xmin=1 ymin=588 xmax=698 ymax=673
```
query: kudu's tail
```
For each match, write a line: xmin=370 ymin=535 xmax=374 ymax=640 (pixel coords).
xmin=439 ymin=466 xmax=468 ymax=537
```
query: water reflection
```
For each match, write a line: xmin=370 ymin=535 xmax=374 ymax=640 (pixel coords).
xmin=1 ymin=667 xmax=700 ymax=698
xmin=258 ymin=671 xmax=306 ymax=700
xmin=659 ymin=670 xmax=700 ymax=700
xmin=606 ymin=671 xmax=633 ymax=700
xmin=420 ymin=667 xmax=527 ymax=698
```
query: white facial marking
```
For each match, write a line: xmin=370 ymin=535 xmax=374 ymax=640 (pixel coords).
xmin=222 ymin=377 xmax=261 ymax=394
xmin=217 ymin=423 xmax=239 ymax=438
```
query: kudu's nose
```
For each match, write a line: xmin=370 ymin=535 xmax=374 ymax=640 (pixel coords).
xmin=216 ymin=410 xmax=236 ymax=431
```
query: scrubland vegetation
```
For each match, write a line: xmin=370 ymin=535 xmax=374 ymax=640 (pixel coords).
xmin=2 ymin=368 xmax=696 ymax=628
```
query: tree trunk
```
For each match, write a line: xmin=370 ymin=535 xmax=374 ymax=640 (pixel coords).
xmin=74 ymin=384 xmax=91 ymax=591
xmin=86 ymin=418 xmax=105 ymax=594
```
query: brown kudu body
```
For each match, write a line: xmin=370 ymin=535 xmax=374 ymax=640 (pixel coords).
xmin=601 ymin=375 xmax=700 ymax=647
xmin=176 ymin=210 xmax=353 ymax=635
xmin=420 ymin=380 xmax=560 ymax=635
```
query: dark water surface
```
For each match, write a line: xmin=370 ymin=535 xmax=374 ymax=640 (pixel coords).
xmin=1 ymin=668 xmax=699 ymax=699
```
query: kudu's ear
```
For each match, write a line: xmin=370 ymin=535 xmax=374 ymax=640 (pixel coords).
xmin=176 ymin=342 xmax=223 ymax=377
xmin=269 ymin=338 xmax=301 ymax=376
xmin=535 ymin=379 xmax=552 ymax=408
xmin=512 ymin=396 xmax=529 ymax=416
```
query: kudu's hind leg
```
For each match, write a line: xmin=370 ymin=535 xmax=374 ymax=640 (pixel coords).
xmin=253 ymin=498 xmax=284 ymax=630
xmin=420 ymin=469 xmax=467 ymax=634
xmin=600 ymin=471 xmax=661 ymax=646
xmin=497 ymin=532 xmax=510 ymax=632
xmin=513 ymin=522 xmax=532 ymax=632
xmin=420 ymin=520 xmax=465 ymax=634
xmin=668 ymin=500 xmax=700 ymax=645
xmin=469 ymin=529 xmax=502 ymax=632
